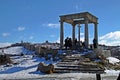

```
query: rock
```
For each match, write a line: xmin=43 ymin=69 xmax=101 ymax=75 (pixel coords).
xmin=94 ymin=49 xmax=111 ymax=58
xmin=0 ymin=54 xmax=12 ymax=65
xmin=93 ymin=49 xmax=102 ymax=56
xmin=37 ymin=62 xmax=54 ymax=74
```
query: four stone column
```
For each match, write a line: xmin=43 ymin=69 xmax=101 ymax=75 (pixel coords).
xmin=60 ymin=19 xmax=98 ymax=49
xmin=94 ymin=23 xmax=98 ymax=48
xmin=78 ymin=24 xmax=81 ymax=43
xmin=72 ymin=23 xmax=76 ymax=49
xmin=60 ymin=21 xmax=64 ymax=49
xmin=85 ymin=19 xmax=89 ymax=48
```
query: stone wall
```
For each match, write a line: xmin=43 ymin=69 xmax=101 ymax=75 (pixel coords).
xmin=94 ymin=49 xmax=111 ymax=58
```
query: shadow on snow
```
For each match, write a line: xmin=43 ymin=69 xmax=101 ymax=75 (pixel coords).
xmin=0 ymin=64 xmax=38 ymax=74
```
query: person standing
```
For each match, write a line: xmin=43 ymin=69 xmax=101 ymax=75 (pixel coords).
xmin=65 ymin=37 xmax=68 ymax=49
xmin=93 ymin=38 xmax=97 ymax=48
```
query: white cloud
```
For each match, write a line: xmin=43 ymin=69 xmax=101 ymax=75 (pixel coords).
xmin=29 ymin=36 xmax=34 ymax=40
xmin=99 ymin=31 xmax=120 ymax=46
xmin=80 ymin=37 xmax=84 ymax=42
xmin=0 ymin=42 xmax=12 ymax=48
xmin=50 ymin=35 xmax=55 ymax=37
xmin=76 ymin=32 xmax=84 ymax=38
xmin=48 ymin=23 xmax=59 ymax=28
xmin=2 ymin=33 xmax=10 ymax=37
xmin=80 ymin=33 xmax=84 ymax=36
xmin=18 ymin=27 xmax=25 ymax=31
xmin=43 ymin=23 xmax=59 ymax=28
xmin=54 ymin=37 xmax=60 ymax=43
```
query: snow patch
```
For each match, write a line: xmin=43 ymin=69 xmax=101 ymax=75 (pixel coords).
xmin=0 ymin=46 xmax=34 ymax=55
xmin=0 ymin=43 xmax=11 ymax=48
xmin=107 ymin=57 xmax=120 ymax=64
xmin=105 ymin=70 xmax=120 ymax=74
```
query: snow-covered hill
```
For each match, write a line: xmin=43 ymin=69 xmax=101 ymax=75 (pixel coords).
xmin=0 ymin=43 xmax=11 ymax=48
xmin=0 ymin=46 xmax=56 ymax=79
xmin=0 ymin=46 xmax=34 ymax=55
xmin=0 ymin=46 xmax=120 ymax=80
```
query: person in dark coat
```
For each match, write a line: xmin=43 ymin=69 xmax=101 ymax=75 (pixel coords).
xmin=93 ymin=38 xmax=97 ymax=48
xmin=65 ymin=37 xmax=68 ymax=49
xmin=68 ymin=38 xmax=72 ymax=49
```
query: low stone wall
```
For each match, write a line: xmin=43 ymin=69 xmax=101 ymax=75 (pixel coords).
xmin=102 ymin=50 xmax=111 ymax=58
xmin=94 ymin=49 xmax=111 ymax=58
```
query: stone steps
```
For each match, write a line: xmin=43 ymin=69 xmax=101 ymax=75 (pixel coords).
xmin=54 ymin=54 xmax=104 ymax=74
xmin=54 ymin=67 xmax=104 ymax=73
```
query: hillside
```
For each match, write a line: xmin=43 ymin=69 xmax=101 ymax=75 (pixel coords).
xmin=0 ymin=46 xmax=120 ymax=80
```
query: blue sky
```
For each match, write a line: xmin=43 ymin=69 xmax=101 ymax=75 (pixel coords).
xmin=0 ymin=0 xmax=120 ymax=46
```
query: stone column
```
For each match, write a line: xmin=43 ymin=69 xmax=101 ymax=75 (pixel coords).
xmin=78 ymin=24 xmax=81 ymax=43
xmin=94 ymin=23 xmax=98 ymax=48
xmin=85 ymin=19 xmax=89 ymax=48
xmin=60 ymin=20 xmax=64 ymax=49
xmin=72 ymin=23 xmax=76 ymax=49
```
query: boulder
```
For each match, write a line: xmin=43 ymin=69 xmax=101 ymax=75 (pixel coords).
xmin=94 ymin=49 xmax=111 ymax=58
xmin=0 ymin=54 xmax=12 ymax=65
xmin=37 ymin=62 xmax=54 ymax=74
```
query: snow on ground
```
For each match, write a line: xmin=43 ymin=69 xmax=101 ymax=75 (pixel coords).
xmin=0 ymin=43 xmax=11 ymax=48
xmin=0 ymin=54 xmax=53 ymax=79
xmin=107 ymin=57 xmax=120 ymax=64
xmin=0 ymin=46 xmax=120 ymax=80
xmin=0 ymin=46 xmax=34 ymax=55
xmin=0 ymin=56 xmax=39 ymax=79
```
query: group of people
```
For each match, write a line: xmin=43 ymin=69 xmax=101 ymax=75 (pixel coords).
xmin=64 ymin=37 xmax=86 ymax=49
xmin=64 ymin=37 xmax=72 ymax=49
xmin=64 ymin=37 xmax=98 ymax=49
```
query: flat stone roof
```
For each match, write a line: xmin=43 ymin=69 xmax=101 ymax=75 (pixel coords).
xmin=59 ymin=12 xmax=98 ymax=24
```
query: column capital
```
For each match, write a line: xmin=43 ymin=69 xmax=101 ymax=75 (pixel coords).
xmin=93 ymin=22 xmax=99 ymax=24
xmin=71 ymin=22 xmax=76 ymax=27
xmin=59 ymin=20 xmax=64 ymax=22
